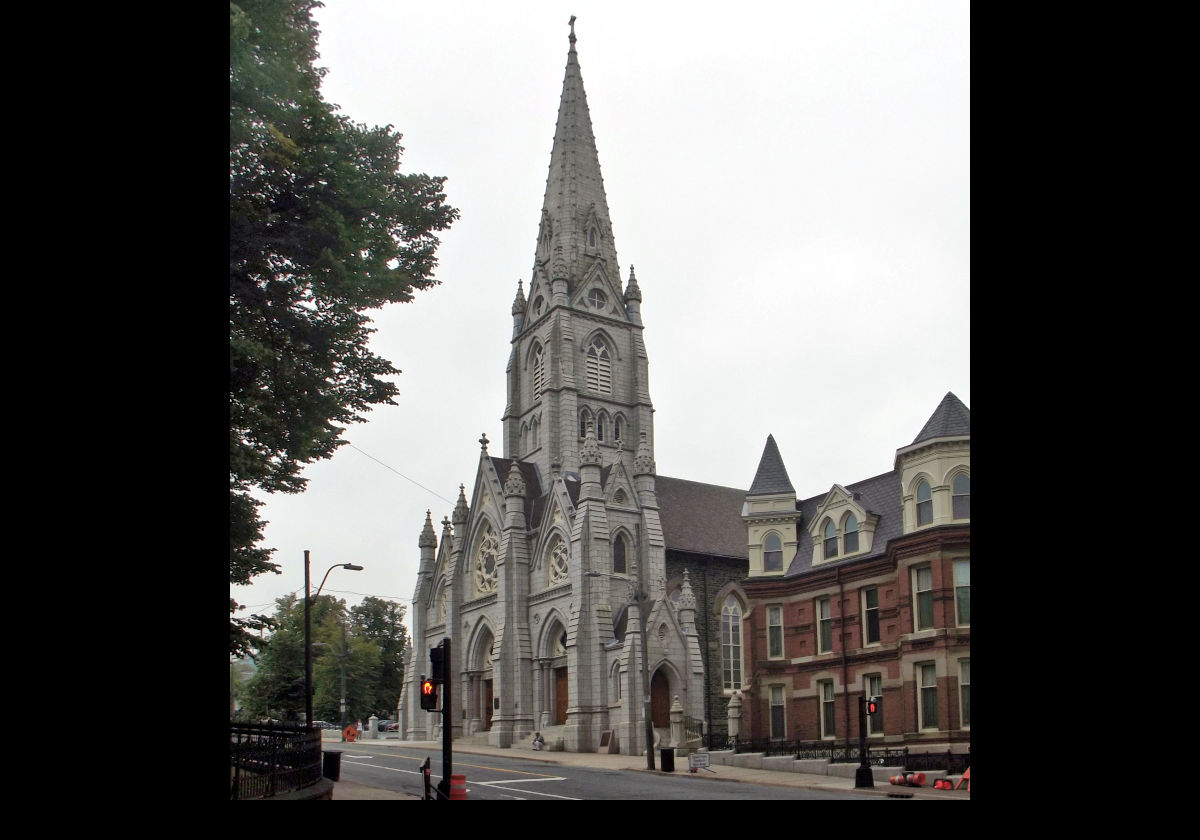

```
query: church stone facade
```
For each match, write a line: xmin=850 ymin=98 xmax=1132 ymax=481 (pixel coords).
xmin=401 ymin=23 xmax=737 ymax=756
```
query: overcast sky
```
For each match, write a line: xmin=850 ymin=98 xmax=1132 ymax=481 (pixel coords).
xmin=232 ymin=1 xmax=970 ymax=643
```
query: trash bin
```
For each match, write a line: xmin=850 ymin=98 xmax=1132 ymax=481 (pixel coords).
xmin=323 ymin=750 xmax=343 ymax=781
xmin=659 ymin=748 xmax=674 ymax=772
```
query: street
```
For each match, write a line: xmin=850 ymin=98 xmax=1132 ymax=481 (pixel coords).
xmin=335 ymin=745 xmax=879 ymax=800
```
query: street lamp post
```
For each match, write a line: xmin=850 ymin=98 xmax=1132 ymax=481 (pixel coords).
xmin=304 ymin=551 xmax=364 ymax=729
xmin=586 ymin=569 xmax=655 ymax=771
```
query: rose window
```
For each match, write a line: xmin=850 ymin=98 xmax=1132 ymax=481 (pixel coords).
xmin=474 ymin=524 xmax=499 ymax=594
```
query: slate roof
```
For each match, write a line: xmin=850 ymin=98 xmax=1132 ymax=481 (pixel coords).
xmin=912 ymin=392 xmax=970 ymax=444
xmin=784 ymin=469 xmax=903 ymax=576
xmin=656 ymin=476 xmax=749 ymax=560
xmin=747 ymin=434 xmax=795 ymax=496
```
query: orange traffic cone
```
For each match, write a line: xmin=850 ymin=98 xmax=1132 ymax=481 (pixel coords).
xmin=954 ymin=767 xmax=970 ymax=792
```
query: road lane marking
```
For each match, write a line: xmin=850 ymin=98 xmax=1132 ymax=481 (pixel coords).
xmin=477 ymin=776 xmax=568 ymax=785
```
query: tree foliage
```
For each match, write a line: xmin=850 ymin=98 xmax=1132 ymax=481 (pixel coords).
xmin=229 ymin=0 xmax=459 ymax=656
xmin=237 ymin=594 xmax=409 ymax=726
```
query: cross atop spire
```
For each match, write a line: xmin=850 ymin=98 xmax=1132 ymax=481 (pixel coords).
xmin=569 ymin=15 xmax=577 ymax=50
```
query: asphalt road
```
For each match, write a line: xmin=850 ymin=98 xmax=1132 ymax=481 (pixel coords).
xmin=336 ymin=745 xmax=877 ymax=800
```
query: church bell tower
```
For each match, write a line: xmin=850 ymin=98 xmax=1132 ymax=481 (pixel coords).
xmin=503 ymin=18 xmax=654 ymax=482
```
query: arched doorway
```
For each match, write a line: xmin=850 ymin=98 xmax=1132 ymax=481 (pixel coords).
xmin=474 ymin=627 xmax=495 ymax=731
xmin=651 ymin=669 xmax=670 ymax=728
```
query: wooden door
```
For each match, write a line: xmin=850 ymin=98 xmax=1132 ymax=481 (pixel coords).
xmin=484 ymin=679 xmax=493 ymax=730
xmin=651 ymin=669 xmax=670 ymax=728
xmin=554 ymin=667 xmax=568 ymax=725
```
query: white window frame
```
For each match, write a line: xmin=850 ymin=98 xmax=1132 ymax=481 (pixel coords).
xmin=954 ymin=559 xmax=970 ymax=627
xmin=959 ymin=659 xmax=970 ymax=728
xmin=816 ymin=596 xmax=833 ymax=654
xmin=769 ymin=684 xmax=787 ymax=740
xmin=917 ymin=662 xmax=938 ymax=730
xmin=865 ymin=674 xmax=883 ymax=736
xmin=767 ymin=605 xmax=784 ymax=659
xmin=916 ymin=480 xmax=933 ymax=526
xmin=763 ymin=531 xmax=782 ymax=572
xmin=819 ymin=679 xmax=836 ymax=739
xmin=721 ymin=596 xmax=743 ymax=692
xmin=952 ymin=472 xmax=970 ymax=520
xmin=913 ymin=566 xmax=934 ymax=631
xmin=862 ymin=586 xmax=880 ymax=646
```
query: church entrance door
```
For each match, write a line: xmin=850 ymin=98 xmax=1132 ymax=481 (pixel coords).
xmin=554 ymin=667 xmax=568 ymax=725
xmin=484 ymin=679 xmax=493 ymax=730
xmin=651 ymin=669 xmax=670 ymax=728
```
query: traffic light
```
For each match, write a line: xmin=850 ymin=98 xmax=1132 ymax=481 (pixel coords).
xmin=420 ymin=677 xmax=439 ymax=711
xmin=430 ymin=645 xmax=445 ymax=681
xmin=866 ymin=696 xmax=881 ymax=716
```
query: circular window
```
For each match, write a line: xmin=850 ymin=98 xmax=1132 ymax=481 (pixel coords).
xmin=588 ymin=289 xmax=606 ymax=309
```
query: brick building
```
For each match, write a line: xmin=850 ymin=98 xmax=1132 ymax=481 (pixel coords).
xmin=734 ymin=393 xmax=970 ymax=752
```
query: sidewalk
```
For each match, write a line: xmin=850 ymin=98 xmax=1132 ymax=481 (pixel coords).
xmin=322 ymin=733 xmax=969 ymax=800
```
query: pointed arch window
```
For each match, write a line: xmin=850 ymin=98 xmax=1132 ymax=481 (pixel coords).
xmin=952 ymin=473 xmax=970 ymax=519
xmin=474 ymin=522 xmax=499 ymax=596
xmin=613 ymin=415 xmax=623 ymax=441
xmin=596 ymin=410 xmax=608 ymax=442
xmin=531 ymin=416 xmax=539 ymax=450
xmin=721 ymin=595 xmax=743 ymax=691
xmin=532 ymin=343 xmax=546 ymax=400
xmin=532 ymin=295 xmax=545 ymax=318
xmin=579 ymin=408 xmax=592 ymax=439
xmin=763 ymin=532 xmax=782 ymax=572
xmin=916 ymin=480 xmax=933 ymax=526
xmin=613 ymin=533 xmax=627 ymax=574
xmin=844 ymin=513 xmax=859 ymax=554
xmin=823 ymin=519 xmax=838 ymax=559
xmin=586 ymin=337 xmax=612 ymax=393
xmin=548 ymin=537 xmax=569 ymax=585
xmin=588 ymin=227 xmax=598 ymax=248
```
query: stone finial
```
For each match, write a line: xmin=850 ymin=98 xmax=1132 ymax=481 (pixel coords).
xmin=441 ymin=515 xmax=453 ymax=536
xmin=504 ymin=461 xmax=526 ymax=497
xmin=634 ymin=430 xmax=656 ymax=476
xmin=624 ymin=265 xmax=642 ymax=302
xmin=580 ymin=420 xmax=601 ymax=466
xmin=512 ymin=279 xmax=527 ymax=315
xmin=453 ymin=484 xmax=470 ymax=525
xmin=479 ymin=432 xmax=490 ymax=452
xmin=679 ymin=568 xmax=697 ymax=611
xmin=419 ymin=509 xmax=437 ymax=548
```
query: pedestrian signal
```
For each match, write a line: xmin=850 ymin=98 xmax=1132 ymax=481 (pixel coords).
xmin=866 ymin=696 xmax=880 ymax=716
xmin=420 ymin=678 xmax=439 ymax=711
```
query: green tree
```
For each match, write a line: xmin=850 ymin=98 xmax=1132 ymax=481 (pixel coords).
xmin=229 ymin=0 xmax=459 ymax=657
xmin=349 ymin=596 xmax=409 ymax=718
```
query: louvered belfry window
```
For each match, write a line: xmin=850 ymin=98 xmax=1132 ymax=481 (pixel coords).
xmin=533 ymin=344 xmax=546 ymax=400
xmin=586 ymin=337 xmax=611 ymax=393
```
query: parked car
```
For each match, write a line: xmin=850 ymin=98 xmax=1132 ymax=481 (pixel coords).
xmin=375 ymin=719 xmax=395 ymax=732
xmin=386 ymin=722 xmax=400 ymax=732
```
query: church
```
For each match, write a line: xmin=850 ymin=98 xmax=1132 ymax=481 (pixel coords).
xmin=400 ymin=21 xmax=746 ymax=755
xmin=400 ymin=22 xmax=969 ymax=759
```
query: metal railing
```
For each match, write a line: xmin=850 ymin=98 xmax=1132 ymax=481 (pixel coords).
xmin=719 ymin=736 xmax=965 ymax=771
xmin=230 ymin=722 xmax=323 ymax=800
xmin=682 ymin=716 xmax=705 ymax=746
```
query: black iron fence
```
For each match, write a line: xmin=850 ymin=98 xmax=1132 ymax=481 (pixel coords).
xmin=230 ymin=722 xmax=323 ymax=800
xmin=710 ymin=735 xmax=967 ymax=772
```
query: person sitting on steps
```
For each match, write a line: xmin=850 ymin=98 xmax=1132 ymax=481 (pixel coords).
xmin=532 ymin=732 xmax=545 ymax=751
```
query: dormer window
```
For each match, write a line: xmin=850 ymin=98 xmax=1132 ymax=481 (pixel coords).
xmin=916 ymin=481 xmax=933 ymax=526
xmin=763 ymin=532 xmax=782 ymax=572
xmin=823 ymin=519 xmax=838 ymax=559
xmin=844 ymin=514 xmax=859 ymax=553
xmin=588 ymin=226 xmax=598 ymax=248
